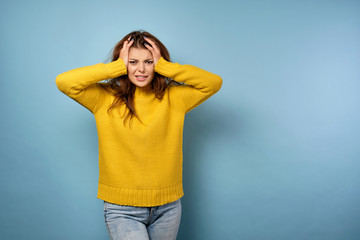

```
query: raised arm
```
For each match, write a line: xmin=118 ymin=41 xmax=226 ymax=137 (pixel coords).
xmin=55 ymin=37 xmax=133 ymax=112
xmin=156 ymin=58 xmax=222 ymax=113
xmin=144 ymin=37 xmax=222 ymax=113
xmin=55 ymin=59 xmax=127 ymax=112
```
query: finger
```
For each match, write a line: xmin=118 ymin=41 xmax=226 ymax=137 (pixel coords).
xmin=122 ymin=42 xmax=128 ymax=52
xmin=144 ymin=36 xmax=155 ymax=45
xmin=144 ymin=43 xmax=157 ymax=57
xmin=144 ymin=37 xmax=156 ymax=48
xmin=144 ymin=42 xmax=153 ymax=50
xmin=123 ymin=40 xmax=129 ymax=49
xmin=123 ymin=37 xmax=133 ymax=48
xmin=127 ymin=38 xmax=134 ymax=48
xmin=144 ymin=37 xmax=160 ymax=53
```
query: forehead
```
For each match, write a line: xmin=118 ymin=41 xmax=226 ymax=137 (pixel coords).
xmin=129 ymin=47 xmax=152 ymax=59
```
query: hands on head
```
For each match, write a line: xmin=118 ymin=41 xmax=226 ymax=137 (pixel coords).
xmin=119 ymin=37 xmax=134 ymax=66
xmin=119 ymin=36 xmax=162 ymax=67
xmin=143 ymin=37 xmax=161 ymax=65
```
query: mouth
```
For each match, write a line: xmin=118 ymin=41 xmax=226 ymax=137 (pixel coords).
xmin=135 ymin=75 xmax=147 ymax=81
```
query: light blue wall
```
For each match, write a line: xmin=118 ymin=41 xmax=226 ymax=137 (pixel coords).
xmin=1 ymin=0 xmax=359 ymax=239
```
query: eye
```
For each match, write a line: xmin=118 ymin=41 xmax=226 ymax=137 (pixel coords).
xmin=129 ymin=61 xmax=137 ymax=64
xmin=145 ymin=60 xmax=154 ymax=64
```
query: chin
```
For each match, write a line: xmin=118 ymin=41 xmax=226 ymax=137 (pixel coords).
xmin=135 ymin=82 xmax=151 ymax=88
xmin=130 ymin=79 xmax=151 ymax=88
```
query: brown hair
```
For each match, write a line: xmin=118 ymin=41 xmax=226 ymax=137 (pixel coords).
xmin=103 ymin=30 xmax=177 ymax=125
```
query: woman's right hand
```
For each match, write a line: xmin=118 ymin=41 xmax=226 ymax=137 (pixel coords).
xmin=119 ymin=37 xmax=134 ymax=66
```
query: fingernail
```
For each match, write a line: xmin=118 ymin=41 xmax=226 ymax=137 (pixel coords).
xmin=143 ymin=36 xmax=147 ymax=39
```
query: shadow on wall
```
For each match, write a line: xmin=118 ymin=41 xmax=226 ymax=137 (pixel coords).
xmin=178 ymin=101 xmax=241 ymax=239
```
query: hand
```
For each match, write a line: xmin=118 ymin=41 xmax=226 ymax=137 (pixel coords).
xmin=143 ymin=37 xmax=162 ymax=65
xmin=119 ymin=37 xmax=134 ymax=66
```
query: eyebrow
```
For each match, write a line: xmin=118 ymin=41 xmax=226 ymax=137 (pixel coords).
xmin=129 ymin=58 xmax=154 ymax=61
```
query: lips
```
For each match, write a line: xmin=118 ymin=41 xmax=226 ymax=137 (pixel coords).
xmin=135 ymin=75 xmax=147 ymax=81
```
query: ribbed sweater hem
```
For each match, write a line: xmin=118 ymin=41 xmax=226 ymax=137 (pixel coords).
xmin=97 ymin=182 xmax=184 ymax=207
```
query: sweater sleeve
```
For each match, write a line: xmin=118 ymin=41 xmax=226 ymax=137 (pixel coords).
xmin=155 ymin=57 xmax=222 ymax=113
xmin=55 ymin=58 xmax=127 ymax=113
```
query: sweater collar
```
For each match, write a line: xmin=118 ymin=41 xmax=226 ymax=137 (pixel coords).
xmin=134 ymin=86 xmax=155 ymax=99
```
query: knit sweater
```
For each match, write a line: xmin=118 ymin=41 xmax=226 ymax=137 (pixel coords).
xmin=56 ymin=57 xmax=222 ymax=207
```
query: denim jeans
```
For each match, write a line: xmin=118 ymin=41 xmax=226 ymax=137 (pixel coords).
xmin=104 ymin=199 xmax=182 ymax=240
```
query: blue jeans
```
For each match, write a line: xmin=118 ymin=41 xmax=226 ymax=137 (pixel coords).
xmin=104 ymin=199 xmax=182 ymax=240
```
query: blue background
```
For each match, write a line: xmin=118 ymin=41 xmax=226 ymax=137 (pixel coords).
xmin=1 ymin=0 xmax=360 ymax=239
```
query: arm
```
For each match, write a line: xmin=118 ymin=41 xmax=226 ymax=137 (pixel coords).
xmin=144 ymin=37 xmax=222 ymax=113
xmin=55 ymin=59 xmax=127 ymax=112
xmin=56 ymin=37 xmax=133 ymax=112
xmin=155 ymin=58 xmax=222 ymax=113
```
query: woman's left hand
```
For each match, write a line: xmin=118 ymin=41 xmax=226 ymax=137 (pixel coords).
xmin=143 ymin=37 xmax=162 ymax=65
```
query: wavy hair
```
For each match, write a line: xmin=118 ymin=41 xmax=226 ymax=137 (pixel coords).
xmin=103 ymin=31 xmax=177 ymax=125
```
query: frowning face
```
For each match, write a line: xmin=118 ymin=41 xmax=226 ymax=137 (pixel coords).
xmin=127 ymin=47 xmax=155 ymax=88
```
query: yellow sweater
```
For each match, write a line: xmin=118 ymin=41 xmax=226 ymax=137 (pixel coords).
xmin=56 ymin=57 xmax=222 ymax=207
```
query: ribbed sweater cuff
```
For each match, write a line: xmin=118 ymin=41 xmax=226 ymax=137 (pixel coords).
xmin=104 ymin=58 xmax=127 ymax=79
xmin=155 ymin=57 xmax=179 ymax=79
xmin=97 ymin=182 xmax=184 ymax=207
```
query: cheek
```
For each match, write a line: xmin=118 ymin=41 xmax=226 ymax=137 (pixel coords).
xmin=127 ymin=65 xmax=136 ymax=74
xmin=146 ymin=66 xmax=155 ymax=75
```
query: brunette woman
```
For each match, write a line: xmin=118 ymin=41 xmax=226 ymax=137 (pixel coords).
xmin=56 ymin=30 xmax=222 ymax=240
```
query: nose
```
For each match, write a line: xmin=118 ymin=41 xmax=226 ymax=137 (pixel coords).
xmin=138 ymin=62 xmax=145 ymax=73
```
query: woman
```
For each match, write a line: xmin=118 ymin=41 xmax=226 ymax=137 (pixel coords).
xmin=56 ymin=30 xmax=222 ymax=240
